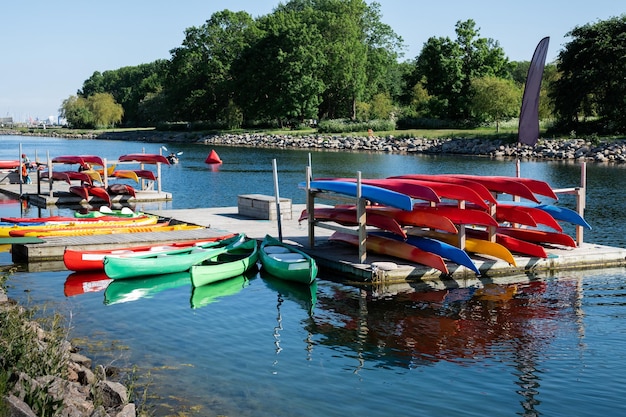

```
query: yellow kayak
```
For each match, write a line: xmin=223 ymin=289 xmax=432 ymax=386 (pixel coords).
xmin=1 ymin=215 xmax=159 ymax=238
xmin=111 ymin=170 xmax=140 ymax=183
xmin=19 ymin=224 xmax=203 ymax=238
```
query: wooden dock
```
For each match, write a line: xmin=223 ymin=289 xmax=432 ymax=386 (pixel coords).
xmin=8 ymin=203 xmax=626 ymax=283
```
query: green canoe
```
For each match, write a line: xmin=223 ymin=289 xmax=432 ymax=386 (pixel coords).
xmin=258 ymin=235 xmax=318 ymax=285
xmin=103 ymin=233 xmax=246 ymax=280
xmin=190 ymin=239 xmax=259 ymax=287
xmin=104 ymin=271 xmax=191 ymax=305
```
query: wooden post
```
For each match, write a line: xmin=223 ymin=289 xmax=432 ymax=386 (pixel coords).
xmin=47 ymin=151 xmax=53 ymax=198
xmin=103 ymin=158 xmax=108 ymax=188
xmin=576 ymin=162 xmax=587 ymax=246
xmin=306 ymin=166 xmax=315 ymax=248
xmin=156 ymin=162 xmax=162 ymax=193
xmin=18 ymin=143 xmax=23 ymax=196
xmin=356 ymin=171 xmax=367 ymax=263
xmin=272 ymin=159 xmax=283 ymax=242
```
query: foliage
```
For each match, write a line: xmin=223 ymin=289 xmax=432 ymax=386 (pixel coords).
xmin=317 ymin=118 xmax=395 ymax=133
xmin=60 ymin=93 xmax=123 ymax=129
xmin=471 ymin=76 xmax=522 ymax=131
xmin=550 ymin=15 xmax=626 ymax=134
xmin=406 ymin=19 xmax=510 ymax=121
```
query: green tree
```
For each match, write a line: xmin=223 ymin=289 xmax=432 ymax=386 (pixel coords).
xmin=165 ymin=10 xmax=259 ymax=123
xmin=87 ymin=93 xmax=124 ymax=128
xmin=551 ymin=15 xmax=626 ymax=133
xmin=409 ymin=19 xmax=510 ymax=122
xmin=471 ymin=76 xmax=521 ymax=131
xmin=60 ymin=95 xmax=93 ymax=128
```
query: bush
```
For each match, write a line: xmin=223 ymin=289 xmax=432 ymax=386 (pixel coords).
xmin=317 ymin=119 xmax=396 ymax=134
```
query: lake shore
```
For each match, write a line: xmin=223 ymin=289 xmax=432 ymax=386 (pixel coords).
xmin=2 ymin=128 xmax=626 ymax=162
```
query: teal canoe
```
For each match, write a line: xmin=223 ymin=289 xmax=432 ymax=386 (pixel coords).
xmin=259 ymin=235 xmax=317 ymax=285
xmin=103 ymin=233 xmax=246 ymax=280
xmin=190 ymin=239 xmax=259 ymax=287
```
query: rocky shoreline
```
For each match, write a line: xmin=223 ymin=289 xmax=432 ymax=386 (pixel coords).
xmin=3 ymin=129 xmax=626 ymax=162
xmin=0 ymin=284 xmax=136 ymax=417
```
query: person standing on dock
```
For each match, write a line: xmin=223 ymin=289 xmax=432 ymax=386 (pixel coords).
xmin=21 ymin=162 xmax=31 ymax=184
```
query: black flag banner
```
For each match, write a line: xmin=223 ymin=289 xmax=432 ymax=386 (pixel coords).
xmin=518 ymin=37 xmax=550 ymax=146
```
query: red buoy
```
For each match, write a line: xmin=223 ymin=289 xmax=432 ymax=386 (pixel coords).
xmin=205 ymin=149 xmax=222 ymax=164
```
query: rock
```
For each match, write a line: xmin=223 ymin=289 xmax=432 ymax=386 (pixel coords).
xmin=96 ymin=380 xmax=128 ymax=409
xmin=3 ymin=395 xmax=38 ymax=417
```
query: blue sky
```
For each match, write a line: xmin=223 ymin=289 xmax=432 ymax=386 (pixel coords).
xmin=1 ymin=0 xmax=623 ymax=123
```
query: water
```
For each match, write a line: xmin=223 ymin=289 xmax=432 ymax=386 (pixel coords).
xmin=2 ymin=135 xmax=626 ymax=416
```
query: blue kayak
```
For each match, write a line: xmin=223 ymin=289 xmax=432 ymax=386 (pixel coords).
xmin=301 ymin=180 xmax=414 ymax=211
xmin=508 ymin=202 xmax=592 ymax=230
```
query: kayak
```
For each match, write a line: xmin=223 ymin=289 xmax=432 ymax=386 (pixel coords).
xmin=111 ymin=170 xmax=140 ymax=183
xmin=1 ymin=215 xmax=159 ymax=237
xmin=64 ymin=233 xmax=237 ymax=271
xmin=299 ymin=207 xmax=407 ymax=238
xmin=301 ymin=180 xmax=414 ymax=211
xmin=107 ymin=184 xmax=136 ymax=198
xmin=118 ymin=153 xmax=170 ymax=165
xmin=104 ymin=271 xmax=191 ymax=305
xmin=329 ymin=231 xmax=449 ymax=274
xmin=104 ymin=233 xmax=246 ymax=279
xmin=190 ymin=239 xmax=259 ymax=287
xmin=14 ymin=223 xmax=201 ymax=238
xmin=74 ymin=207 xmax=140 ymax=219
xmin=357 ymin=206 xmax=458 ymax=234
xmin=410 ymin=205 xmax=499 ymax=227
xmin=259 ymin=234 xmax=317 ymax=285
xmin=52 ymin=155 xmax=105 ymax=167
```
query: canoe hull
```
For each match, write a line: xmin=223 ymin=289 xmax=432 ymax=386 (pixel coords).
xmin=190 ymin=239 xmax=259 ymax=287
xmin=259 ymin=235 xmax=317 ymax=285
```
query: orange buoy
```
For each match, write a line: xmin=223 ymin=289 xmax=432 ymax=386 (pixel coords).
xmin=205 ymin=149 xmax=222 ymax=164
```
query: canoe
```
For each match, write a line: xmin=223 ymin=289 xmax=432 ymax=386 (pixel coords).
xmin=259 ymin=234 xmax=318 ymax=285
xmin=107 ymin=184 xmax=136 ymax=197
xmin=410 ymin=229 xmax=517 ymax=266
xmin=74 ymin=207 xmax=139 ymax=219
xmin=329 ymin=231 xmax=449 ymax=274
xmin=466 ymin=229 xmax=548 ymax=258
xmin=40 ymin=171 xmax=72 ymax=185
xmin=374 ymin=232 xmax=480 ymax=275
xmin=104 ymin=271 xmax=191 ymax=305
xmin=383 ymin=177 xmax=490 ymax=209
xmin=357 ymin=206 xmax=458 ymax=233
xmin=299 ymin=207 xmax=406 ymax=238
xmin=324 ymin=177 xmax=440 ymax=204
xmin=190 ymin=273 xmax=253 ymax=309
xmin=14 ymin=223 xmax=201 ymax=238
xmin=111 ymin=170 xmax=140 ymax=183
xmin=190 ymin=239 xmax=259 ymax=287
xmin=64 ymin=233 xmax=237 ymax=271
xmin=495 ymin=227 xmax=577 ymax=248
xmin=63 ymin=271 xmax=113 ymax=297
xmin=411 ymin=205 xmax=499 ymax=227
xmin=390 ymin=175 xmax=498 ymax=204
xmin=104 ymin=233 xmax=246 ymax=280
xmin=0 ymin=160 xmax=20 ymax=170
xmin=118 ymin=153 xmax=170 ymax=165
xmin=301 ymin=180 xmax=414 ymax=211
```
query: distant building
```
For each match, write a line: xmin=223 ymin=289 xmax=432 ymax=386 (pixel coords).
xmin=0 ymin=117 xmax=13 ymax=127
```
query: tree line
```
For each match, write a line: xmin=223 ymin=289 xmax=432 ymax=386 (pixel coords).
xmin=59 ymin=0 xmax=626 ymax=136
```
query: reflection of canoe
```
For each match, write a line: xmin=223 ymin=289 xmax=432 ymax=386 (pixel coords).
xmin=190 ymin=239 xmax=259 ymax=287
xmin=261 ymin=271 xmax=317 ymax=315
xmin=118 ymin=153 xmax=170 ymax=165
xmin=259 ymin=234 xmax=318 ymax=285
xmin=329 ymin=231 xmax=449 ymax=274
xmin=104 ymin=233 xmax=245 ymax=279
xmin=104 ymin=271 xmax=191 ymax=305
xmin=64 ymin=233 xmax=237 ymax=271
xmin=64 ymin=271 xmax=113 ymax=297
xmin=190 ymin=273 xmax=252 ymax=309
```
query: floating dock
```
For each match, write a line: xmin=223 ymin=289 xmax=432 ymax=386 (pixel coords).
xmin=6 ymin=203 xmax=626 ymax=283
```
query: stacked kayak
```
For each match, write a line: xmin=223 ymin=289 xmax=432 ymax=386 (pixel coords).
xmin=303 ymin=174 xmax=591 ymax=274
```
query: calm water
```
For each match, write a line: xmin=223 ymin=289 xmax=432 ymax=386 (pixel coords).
xmin=1 ymin=135 xmax=626 ymax=416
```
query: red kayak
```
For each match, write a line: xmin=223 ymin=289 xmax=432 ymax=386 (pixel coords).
xmin=390 ymin=174 xmax=497 ymax=204
xmin=320 ymin=177 xmax=440 ymax=204
xmin=88 ymin=186 xmax=111 ymax=205
xmin=496 ymin=227 xmax=577 ymax=248
xmin=52 ymin=155 xmax=105 ymax=167
xmin=0 ymin=160 xmax=21 ymax=170
xmin=299 ymin=207 xmax=407 ymax=238
xmin=108 ymin=183 xmax=136 ymax=198
xmin=497 ymin=204 xmax=562 ymax=232
xmin=439 ymin=174 xmax=541 ymax=203
xmin=69 ymin=185 xmax=89 ymax=201
xmin=329 ymin=231 xmax=449 ymax=274
xmin=40 ymin=171 xmax=72 ymax=185
xmin=118 ymin=153 xmax=170 ymax=165
xmin=134 ymin=170 xmax=157 ymax=181
xmin=467 ymin=229 xmax=548 ymax=258
xmin=361 ymin=206 xmax=458 ymax=234
xmin=63 ymin=233 xmax=236 ymax=271
xmin=411 ymin=204 xmax=499 ymax=227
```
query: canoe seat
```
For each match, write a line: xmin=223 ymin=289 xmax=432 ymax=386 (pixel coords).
xmin=264 ymin=245 xmax=291 ymax=254
xmin=270 ymin=253 xmax=306 ymax=263
xmin=190 ymin=248 xmax=206 ymax=254
xmin=150 ymin=245 xmax=175 ymax=252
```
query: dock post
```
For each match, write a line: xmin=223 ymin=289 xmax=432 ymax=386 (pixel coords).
xmin=306 ymin=166 xmax=315 ymax=248
xmin=157 ymin=162 xmax=162 ymax=193
xmin=356 ymin=171 xmax=367 ymax=263
xmin=103 ymin=158 xmax=108 ymax=188
xmin=576 ymin=162 xmax=587 ymax=246
xmin=47 ymin=151 xmax=53 ymax=198
xmin=272 ymin=159 xmax=283 ymax=242
xmin=18 ymin=144 xmax=23 ymax=197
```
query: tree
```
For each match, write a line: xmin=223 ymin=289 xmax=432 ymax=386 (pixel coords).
xmin=409 ymin=19 xmax=510 ymax=122
xmin=551 ymin=15 xmax=626 ymax=133
xmin=87 ymin=93 xmax=124 ymax=128
xmin=471 ymin=76 xmax=521 ymax=132
xmin=60 ymin=95 xmax=93 ymax=128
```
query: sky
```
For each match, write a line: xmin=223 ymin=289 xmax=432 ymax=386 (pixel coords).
xmin=1 ymin=0 xmax=623 ymax=123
